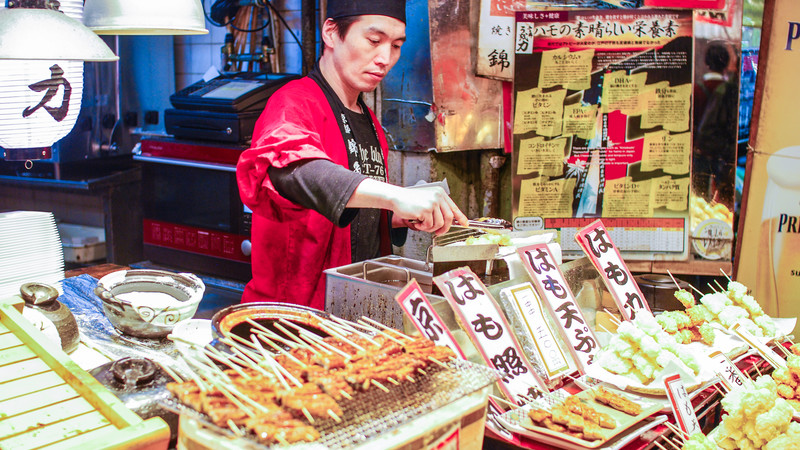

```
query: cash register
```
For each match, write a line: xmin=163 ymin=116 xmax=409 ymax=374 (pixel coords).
xmin=165 ymin=72 xmax=300 ymax=144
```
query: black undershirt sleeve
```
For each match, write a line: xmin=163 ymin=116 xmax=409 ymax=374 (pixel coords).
xmin=268 ymin=158 xmax=366 ymax=227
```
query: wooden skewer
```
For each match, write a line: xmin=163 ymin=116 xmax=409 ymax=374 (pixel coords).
xmin=357 ymin=319 xmax=407 ymax=345
xmin=707 ymin=283 xmax=719 ymax=293
xmin=225 ymin=347 xmax=260 ymax=369
xmin=428 ymin=357 xmax=449 ymax=368
xmin=255 ymin=334 xmax=309 ymax=368
xmin=201 ymin=347 xmax=251 ymax=380
xmin=663 ymin=422 xmax=688 ymax=441
xmin=227 ymin=419 xmax=245 ymax=437
xmin=301 ymin=407 xmax=315 ymax=424
xmin=720 ymin=268 xmax=733 ymax=283
xmin=387 ymin=377 xmax=400 ymax=385
xmin=327 ymin=409 xmax=342 ymax=423
xmin=687 ymin=283 xmax=704 ymax=296
xmin=713 ymin=384 xmax=726 ymax=397
xmin=603 ymin=309 xmax=622 ymax=326
xmin=246 ymin=318 xmax=299 ymax=349
xmin=753 ymin=362 xmax=764 ymax=377
xmin=276 ymin=436 xmax=290 ymax=447
xmin=327 ymin=316 xmax=382 ymax=347
xmin=250 ymin=327 xmax=301 ymax=350
xmin=318 ymin=323 xmax=367 ymax=352
xmin=773 ymin=342 xmax=791 ymax=357
xmin=666 ymin=270 xmax=682 ymax=290
xmin=206 ymin=379 xmax=257 ymax=417
xmin=274 ymin=322 xmax=322 ymax=356
xmin=489 ymin=394 xmax=519 ymax=409
xmin=371 ymin=379 xmax=390 ymax=392
xmin=225 ymin=383 xmax=274 ymax=415
xmin=276 ymin=363 xmax=304 ymax=388
xmin=277 ymin=319 xmax=333 ymax=355
xmin=597 ymin=324 xmax=615 ymax=335
xmin=226 ymin=333 xmax=266 ymax=353
xmin=177 ymin=356 xmax=209 ymax=392
xmin=261 ymin=356 xmax=291 ymax=390
xmin=300 ymin=332 xmax=354 ymax=359
xmin=659 ymin=435 xmax=681 ymax=450
xmin=713 ymin=279 xmax=726 ymax=293
xmin=360 ymin=316 xmax=414 ymax=341
xmin=417 ymin=368 xmax=427 ymax=376
xmin=155 ymin=360 xmax=184 ymax=383
xmin=405 ymin=375 xmax=416 ymax=383
xmin=652 ymin=441 xmax=670 ymax=450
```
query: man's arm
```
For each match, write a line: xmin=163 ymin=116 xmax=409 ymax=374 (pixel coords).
xmin=347 ymin=178 xmax=468 ymax=235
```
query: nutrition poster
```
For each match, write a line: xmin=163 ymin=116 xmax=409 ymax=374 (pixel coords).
xmin=512 ymin=9 xmax=693 ymax=260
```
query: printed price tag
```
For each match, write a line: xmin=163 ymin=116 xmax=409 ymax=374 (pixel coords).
xmin=500 ymin=283 xmax=576 ymax=379
xmin=664 ymin=374 xmax=701 ymax=436
xmin=395 ymin=280 xmax=465 ymax=359
xmin=434 ymin=267 xmax=547 ymax=403
xmin=518 ymin=244 xmax=598 ymax=373
xmin=731 ymin=322 xmax=786 ymax=369
xmin=708 ymin=350 xmax=751 ymax=391
xmin=575 ymin=219 xmax=650 ymax=321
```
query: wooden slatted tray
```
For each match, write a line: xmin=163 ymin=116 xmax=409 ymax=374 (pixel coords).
xmin=0 ymin=296 xmax=169 ymax=450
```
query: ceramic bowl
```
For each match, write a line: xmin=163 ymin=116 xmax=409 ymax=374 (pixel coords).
xmin=95 ymin=269 xmax=205 ymax=338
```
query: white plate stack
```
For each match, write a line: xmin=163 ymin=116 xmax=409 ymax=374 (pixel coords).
xmin=0 ymin=211 xmax=64 ymax=299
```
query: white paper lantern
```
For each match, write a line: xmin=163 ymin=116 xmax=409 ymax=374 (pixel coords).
xmin=0 ymin=1 xmax=85 ymax=149
xmin=0 ymin=59 xmax=84 ymax=149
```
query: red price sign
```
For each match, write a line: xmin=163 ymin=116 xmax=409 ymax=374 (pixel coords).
xmin=575 ymin=219 xmax=650 ymax=321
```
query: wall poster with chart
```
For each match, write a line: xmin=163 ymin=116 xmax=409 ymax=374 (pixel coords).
xmin=511 ymin=9 xmax=693 ymax=261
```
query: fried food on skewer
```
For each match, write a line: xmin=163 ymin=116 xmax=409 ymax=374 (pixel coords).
xmin=593 ymin=386 xmax=642 ymax=416
xmin=528 ymin=408 xmax=552 ymax=423
xmin=246 ymin=414 xmax=320 ymax=445
xmin=564 ymin=396 xmax=616 ymax=429
xmin=277 ymin=383 xmax=343 ymax=419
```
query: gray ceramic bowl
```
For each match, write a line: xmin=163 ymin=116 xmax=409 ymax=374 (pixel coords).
xmin=95 ymin=269 xmax=205 ymax=338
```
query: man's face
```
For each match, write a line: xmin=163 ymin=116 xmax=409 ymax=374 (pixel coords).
xmin=326 ymin=15 xmax=406 ymax=94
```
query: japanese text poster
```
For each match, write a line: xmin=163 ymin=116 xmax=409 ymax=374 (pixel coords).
xmin=477 ymin=0 xmax=647 ymax=81
xmin=512 ymin=9 xmax=693 ymax=260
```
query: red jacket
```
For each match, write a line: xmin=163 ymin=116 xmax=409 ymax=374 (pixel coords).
xmin=236 ymin=77 xmax=390 ymax=310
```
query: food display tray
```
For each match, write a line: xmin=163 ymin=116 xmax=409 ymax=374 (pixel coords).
xmin=497 ymin=387 xmax=663 ymax=449
xmin=163 ymin=359 xmax=500 ymax=449
xmin=0 ymin=296 xmax=170 ymax=450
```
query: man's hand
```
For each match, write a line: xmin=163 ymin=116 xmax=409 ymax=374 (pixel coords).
xmin=348 ymin=179 xmax=468 ymax=235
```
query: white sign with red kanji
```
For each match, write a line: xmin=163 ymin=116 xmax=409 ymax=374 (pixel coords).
xmin=664 ymin=374 xmax=701 ymax=436
xmin=575 ymin=219 xmax=650 ymax=321
xmin=708 ymin=350 xmax=751 ymax=392
xmin=434 ymin=267 xmax=547 ymax=404
xmin=517 ymin=243 xmax=597 ymax=373
xmin=395 ymin=279 xmax=465 ymax=359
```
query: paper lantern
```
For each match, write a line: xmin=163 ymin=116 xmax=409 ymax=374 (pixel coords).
xmin=0 ymin=59 xmax=84 ymax=149
xmin=0 ymin=2 xmax=113 ymax=150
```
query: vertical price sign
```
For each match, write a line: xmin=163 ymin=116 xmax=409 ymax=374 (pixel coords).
xmin=708 ymin=350 xmax=751 ymax=392
xmin=575 ymin=219 xmax=650 ymax=321
xmin=394 ymin=279 xmax=466 ymax=359
xmin=434 ymin=267 xmax=547 ymax=404
xmin=664 ymin=374 xmax=701 ymax=436
xmin=517 ymin=244 xmax=598 ymax=374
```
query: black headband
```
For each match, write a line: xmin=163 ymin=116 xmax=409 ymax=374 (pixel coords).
xmin=326 ymin=0 xmax=406 ymax=24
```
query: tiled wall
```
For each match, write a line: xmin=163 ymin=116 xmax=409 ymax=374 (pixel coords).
xmin=174 ymin=0 xmax=313 ymax=89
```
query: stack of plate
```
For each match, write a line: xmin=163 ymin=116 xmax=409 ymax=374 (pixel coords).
xmin=0 ymin=211 xmax=64 ymax=299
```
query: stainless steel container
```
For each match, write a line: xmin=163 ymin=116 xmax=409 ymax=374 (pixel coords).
xmin=324 ymin=256 xmax=449 ymax=330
